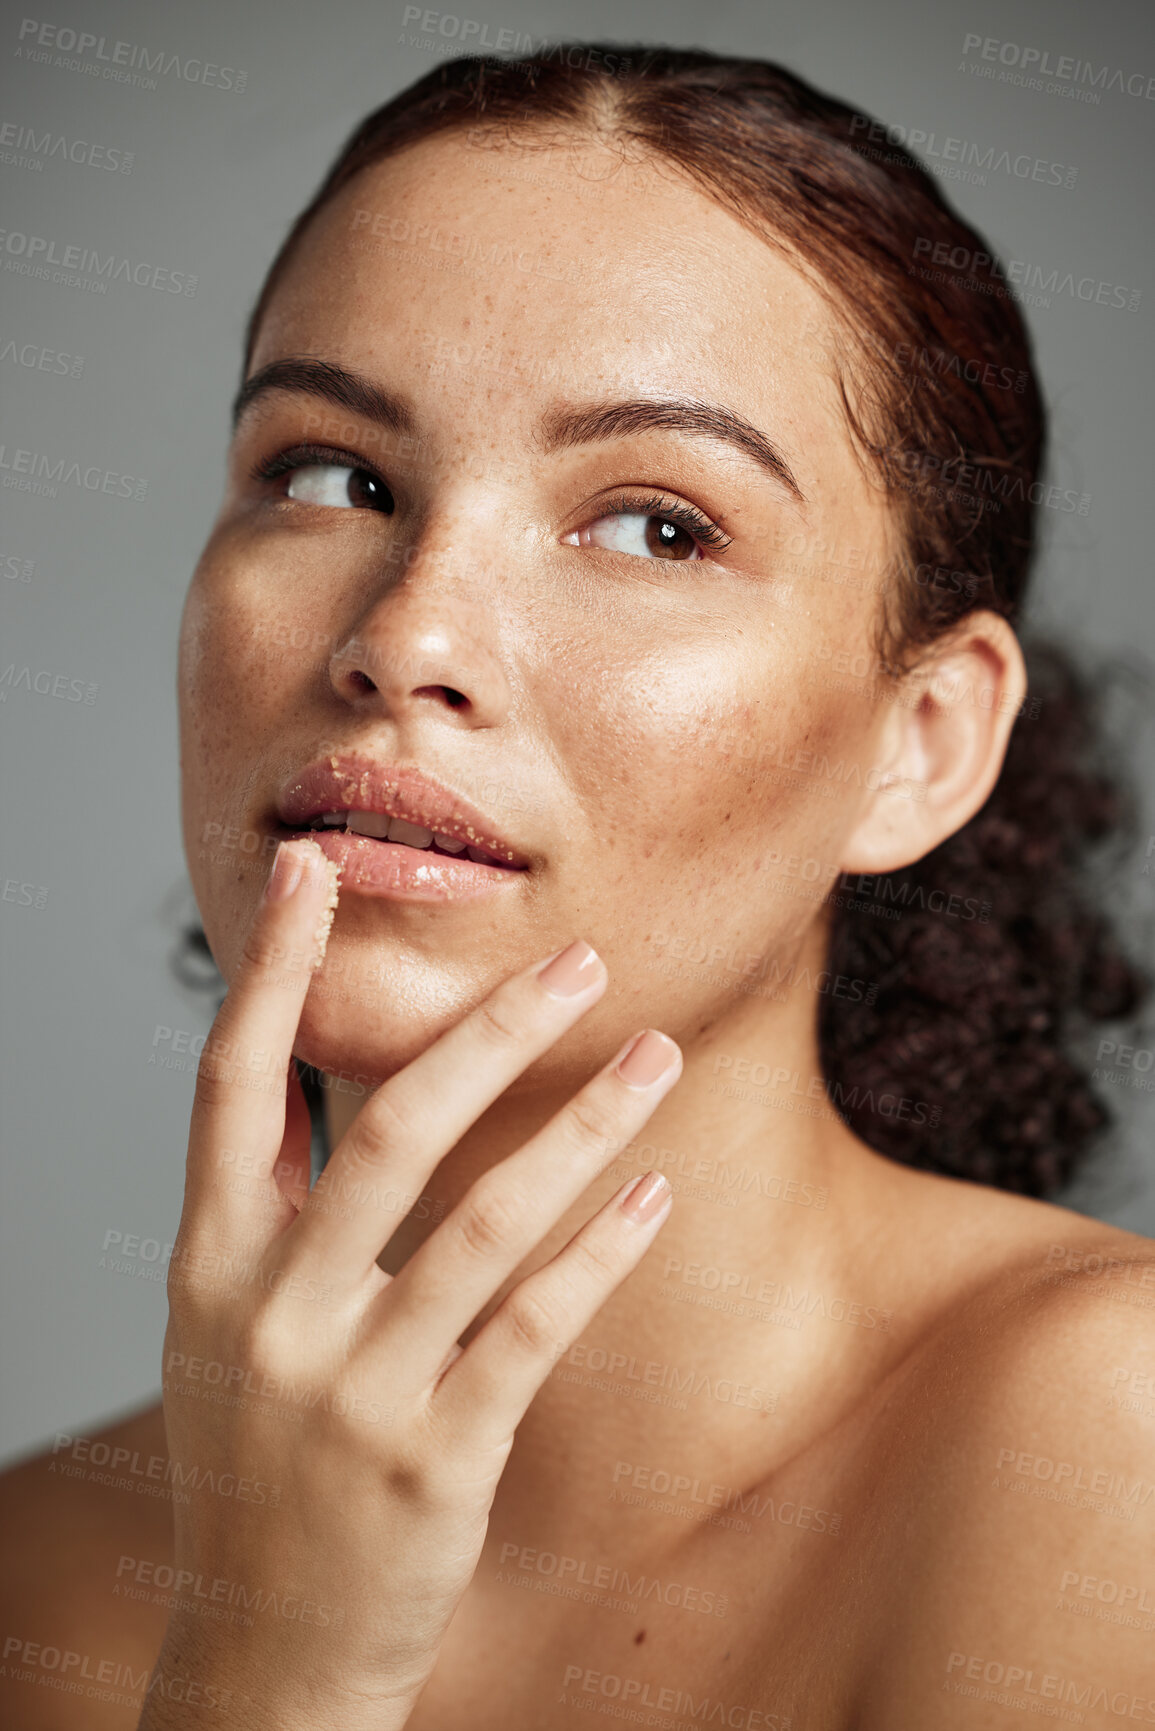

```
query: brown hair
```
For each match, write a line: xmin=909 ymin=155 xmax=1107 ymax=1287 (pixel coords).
xmin=210 ymin=43 xmax=1146 ymax=1195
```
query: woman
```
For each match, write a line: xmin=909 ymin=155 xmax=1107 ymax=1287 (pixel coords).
xmin=2 ymin=43 xmax=1152 ymax=1731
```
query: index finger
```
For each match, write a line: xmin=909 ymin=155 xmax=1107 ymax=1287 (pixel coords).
xmin=178 ymin=838 xmax=340 ymax=1261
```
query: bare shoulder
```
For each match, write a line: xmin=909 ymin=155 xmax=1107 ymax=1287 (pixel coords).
xmin=0 ymin=1400 xmax=173 ymax=1728
xmin=858 ymin=1185 xmax=1155 ymax=1727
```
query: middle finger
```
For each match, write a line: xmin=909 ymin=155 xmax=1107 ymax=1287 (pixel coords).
xmin=376 ymin=1026 xmax=682 ymax=1373
xmin=281 ymin=938 xmax=608 ymax=1282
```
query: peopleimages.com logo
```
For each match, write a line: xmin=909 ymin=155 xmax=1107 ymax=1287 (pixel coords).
xmin=0 ymin=229 xmax=196 ymax=295
xmin=849 ymin=116 xmax=1077 ymax=189
xmin=14 ymin=19 xmax=247 ymax=92
xmin=910 ymin=238 xmax=1140 ymax=313
xmin=959 ymin=33 xmax=1155 ymax=102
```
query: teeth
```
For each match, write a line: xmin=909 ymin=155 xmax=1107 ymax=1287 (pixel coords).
xmin=387 ymin=817 xmax=434 ymax=849
xmin=346 ymin=809 xmax=391 ymax=839
xmin=306 ymin=810 xmax=496 ymax=860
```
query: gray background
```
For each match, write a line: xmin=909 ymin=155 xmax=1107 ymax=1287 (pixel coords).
xmin=2 ymin=0 xmax=1152 ymax=1466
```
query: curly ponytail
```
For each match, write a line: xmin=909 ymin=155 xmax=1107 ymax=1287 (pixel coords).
xmin=819 ymin=643 xmax=1147 ymax=1193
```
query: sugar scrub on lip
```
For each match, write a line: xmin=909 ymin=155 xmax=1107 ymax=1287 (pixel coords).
xmin=308 ymin=849 xmax=343 ymax=972
xmin=275 ymin=836 xmax=343 ymax=970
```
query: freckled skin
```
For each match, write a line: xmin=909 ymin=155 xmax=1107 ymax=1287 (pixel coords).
xmin=156 ymin=131 xmax=1155 ymax=1725
xmin=4 ymin=130 xmax=1152 ymax=1731
xmin=178 ymin=130 xmax=895 ymax=1097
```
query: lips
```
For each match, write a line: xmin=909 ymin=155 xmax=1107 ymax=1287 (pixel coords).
xmin=273 ymin=753 xmax=532 ymax=904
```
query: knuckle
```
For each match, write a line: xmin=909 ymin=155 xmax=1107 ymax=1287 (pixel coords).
xmin=456 ymin=1183 xmax=519 ymax=1259
xmin=168 ymin=1243 xmax=241 ymax=1309
xmin=240 ymin=926 xmax=285 ymax=974
xmin=164 ymin=1259 xmax=206 ymax=1314
xmin=346 ymin=1089 xmax=419 ymax=1168
xmin=562 ymin=1091 xmax=619 ymax=1157
xmin=233 ymin=1306 xmax=291 ymax=1376
xmin=503 ymin=1285 xmax=565 ymax=1358
xmin=164 ymin=1233 xmax=208 ymax=1304
xmin=471 ymin=988 xmax=530 ymax=1051
xmin=568 ymin=1232 xmax=620 ymax=1286
xmin=192 ymin=1058 xmax=237 ymax=1114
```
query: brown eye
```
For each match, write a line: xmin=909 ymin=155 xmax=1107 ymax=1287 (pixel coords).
xmin=286 ymin=462 xmax=394 ymax=514
xmin=645 ymin=516 xmax=697 ymax=560
xmin=569 ymin=509 xmax=705 ymax=562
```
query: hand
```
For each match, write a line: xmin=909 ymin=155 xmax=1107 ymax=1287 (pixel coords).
xmin=142 ymin=837 xmax=681 ymax=1730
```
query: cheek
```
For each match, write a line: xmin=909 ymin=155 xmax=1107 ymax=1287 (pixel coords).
xmin=180 ymin=554 xmax=305 ymax=766
xmin=560 ymin=636 xmax=870 ymax=928
xmin=178 ymin=567 xmax=287 ymax=953
xmin=540 ymin=636 xmax=741 ymax=839
xmin=561 ymin=636 xmax=807 ymax=831
xmin=181 ymin=555 xmax=252 ymax=708
xmin=180 ymin=585 xmax=247 ymax=819
xmin=179 ymin=578 xmax=226 ymax=796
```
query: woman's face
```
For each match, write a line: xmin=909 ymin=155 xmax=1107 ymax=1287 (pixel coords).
xmin=179 ymin=127 xmax=897 ymax=1089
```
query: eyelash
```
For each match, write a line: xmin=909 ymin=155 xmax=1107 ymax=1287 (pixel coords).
xmin=589 ymin=489 xmax=732 ymax=555
xmin=249 ymin=442 xmax=387 ymax=493
xmin=248 ymin=443 xmax=734 ymax=556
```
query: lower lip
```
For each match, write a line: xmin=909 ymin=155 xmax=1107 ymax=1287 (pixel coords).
xmin=283 ymin=828 xmax=528 ymax=903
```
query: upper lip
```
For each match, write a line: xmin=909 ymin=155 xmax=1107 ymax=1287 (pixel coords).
xmin=275 ymin=753 xmax=533 ymax=869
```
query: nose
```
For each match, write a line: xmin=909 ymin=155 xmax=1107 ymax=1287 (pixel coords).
xmin=328 ymin=560 xmax=513 ymax=729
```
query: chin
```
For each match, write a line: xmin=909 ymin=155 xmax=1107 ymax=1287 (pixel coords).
xmin=293 ymin=995 xmax=430 ymax=1093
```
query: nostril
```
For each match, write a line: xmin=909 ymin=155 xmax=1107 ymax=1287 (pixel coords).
xmin=413 ymin=685 xmax=468 ymax=708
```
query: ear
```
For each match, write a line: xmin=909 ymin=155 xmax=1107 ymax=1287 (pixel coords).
xmin=840 ymin=611 xmax=1027 ymax=875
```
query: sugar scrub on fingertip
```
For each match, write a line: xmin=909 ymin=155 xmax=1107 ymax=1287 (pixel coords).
xmin=309 ymin=854 xmax=343 ymax=972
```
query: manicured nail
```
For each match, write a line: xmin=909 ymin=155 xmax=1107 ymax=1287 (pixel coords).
xmin=616 ymin=1029 xmax=681 ymax=1089
xmin=264 ymin=839 xmax=307 ymax=902
xmin=620 ymin=1170 xmax=672 ymax=1226
xmin=537 ymin=938 xmax=601 ymax=998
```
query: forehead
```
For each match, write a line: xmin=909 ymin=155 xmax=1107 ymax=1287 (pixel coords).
xmin=251 ymin=130 xmax=877 ymax=521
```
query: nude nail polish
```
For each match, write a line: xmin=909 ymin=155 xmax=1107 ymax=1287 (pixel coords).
xmin=538 ymin=938 xmax=601 ymax=997
xmin=620 ymin=1171 xmax=672 ymax=1225
xmin=616 ymin=1029 xmax=680 ymax=1088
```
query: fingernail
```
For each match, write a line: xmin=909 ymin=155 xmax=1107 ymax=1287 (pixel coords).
xmin=620 ymin=1170 xmax=671 ymax=1226
xmin=616 ymin=1029 xmax=680 ymax=1089
xmin=537 ymin=938 xmax=601 ymax=998
xmin=264 ymin=839 xmax=307 ymax=902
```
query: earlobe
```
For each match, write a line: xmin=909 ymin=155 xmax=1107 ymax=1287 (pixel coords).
xmin=840 ymin=612 xmax=1028 ymax=876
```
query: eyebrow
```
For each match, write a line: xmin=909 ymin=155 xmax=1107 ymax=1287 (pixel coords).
xmin=232 ymin=357 xmax=806 ymax=504
xmin=231 ymin=357 xmax=414 ymax=439
xmin=537 ymin=396 xmax=805 ymax=504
